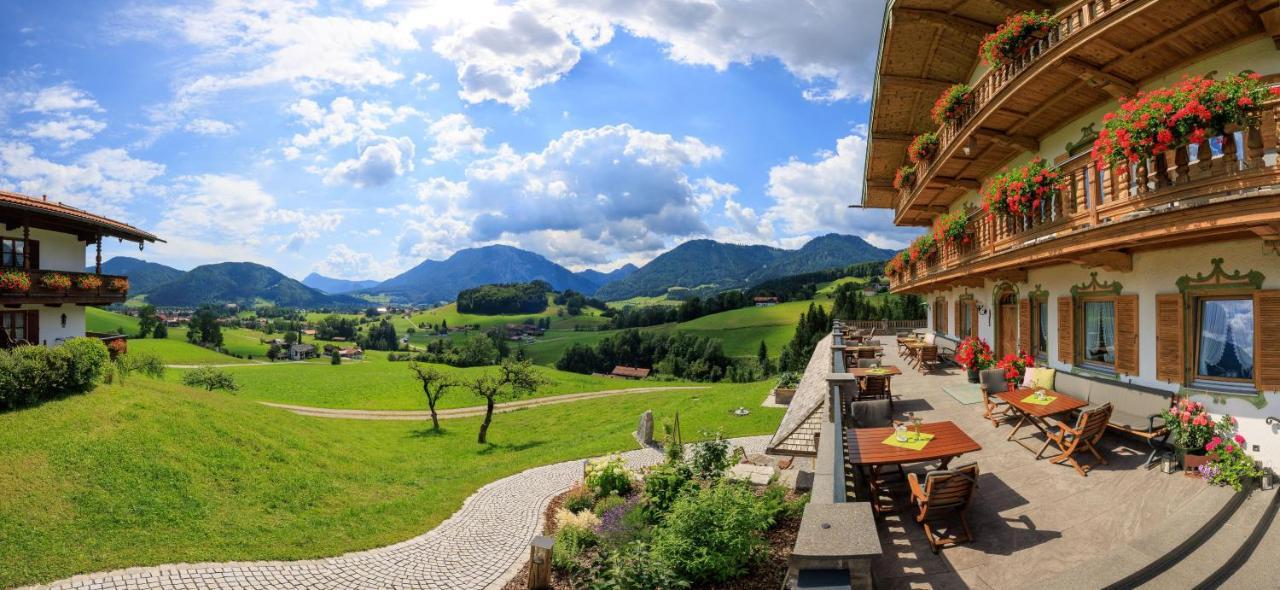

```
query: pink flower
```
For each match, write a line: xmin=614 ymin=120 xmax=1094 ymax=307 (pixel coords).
xmin=1238 ymin=96 xmax=1253 ymax=107
xmin=1234 ymin=434 xmax=1245 ymax=445
xmin=1225 ymin=444 xmax=1235 ymax=453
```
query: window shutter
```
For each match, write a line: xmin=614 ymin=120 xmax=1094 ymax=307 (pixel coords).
xmin=26 ymin=310 xmax=39 ymax=345
xmin=954 ymin=300 xmax=962 ymax=336
xmin=1256 ymin=290 xmax=1280 ymax=392
xmin=1155 ymin=294 xmax=1184 ymax=383
xmin=940 ymin=300 xmax=948 ymax=335
xmin=1115 ymin=294 xmax=1139 ymax=375
xmin=1057 ymin=296 xmax=1074 ymax=365
xmin=28 ymin=240 xmax=39 ymax=270
xmin=969 ymin=301 xmax=979 ymax=340
xmin=1019 ymin=298 xmax=1031 ymax=354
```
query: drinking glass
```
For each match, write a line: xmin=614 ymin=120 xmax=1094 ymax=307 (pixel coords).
xmin=894 ymin=422 xmax=909 ymax=442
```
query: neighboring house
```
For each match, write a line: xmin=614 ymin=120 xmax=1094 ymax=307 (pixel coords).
xmin=610 ymin=366 xmax=651 ymax=379
xmin=753 ymin=296 xmax=779 ymax=307
xmin=862 ymin=11 xmax=1280 ymax=465
xmin=338 ymin=347 xmax=363 ymax=360
xmin=288 ymin=343 xmax=316 ymax=361
xmin=0 ymin=190 xmax=161 ymax=349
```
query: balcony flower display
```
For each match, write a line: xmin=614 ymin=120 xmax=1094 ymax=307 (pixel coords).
xmin=1203 ymin=432 xmax=1263 ymax=491
xmin=955 ymin=337 xmax=994 ymax=383
xmin=908 ymin=233 xmax=936 ymax=263
xmin=980 ymin=11 xmax=1058 ymax=67
xmin=893 ymin=164 xmax=917 ymax=191
xmin=931 ymin=83 xmax=974 ymax=126
xmin=980 ymin=157 xmax=1063 ymax=218
xmin=0 ymin=270 xmax=32 ymax=292
xmin=932 ymin=210 xmax=972 ymax=248
xmin=108 ymin=277 xmax=130 ymax=292
xmin=40 ymin=272 xmax=73 ymax=291
xmin=996 ymin=352 xmax=1035 ymax=385
xmin=1091 ymin=72 xmax=1278 ymax=170
xmin=76 ymin=274 xmax=103 ymax=290
xmin=907 ymin=132 xmax=939 ymax=164
xmin=886 ymin=255 xmax=905 ymax=277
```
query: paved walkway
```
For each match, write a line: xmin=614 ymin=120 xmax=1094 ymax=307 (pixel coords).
xmin=23 ymin=436 xmax=770 ymax=590
xmin=259 ymin=386 xmax=709 ymax=420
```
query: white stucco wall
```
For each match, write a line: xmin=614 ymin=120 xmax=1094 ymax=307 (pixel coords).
xmin=923 ymin=239 xmax=1280 ymax=467
xmin=0 ymin=226 xmax=88 ymax=272
xmin=13 ymin=304 xmax=86 ymax=347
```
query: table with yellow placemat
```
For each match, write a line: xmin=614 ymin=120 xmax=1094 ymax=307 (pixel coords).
xmin=996 ymin=387 xmax=1089 ymax=454
xmin=846 ymin=421 xmax=982 ymax=510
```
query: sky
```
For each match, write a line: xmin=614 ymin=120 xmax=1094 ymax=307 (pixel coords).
xmin=0 ymin=0 xmax=915 ymax=281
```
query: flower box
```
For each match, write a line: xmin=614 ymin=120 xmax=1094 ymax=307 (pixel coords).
xmin=0 ymin=270 xmax=32 ymax=292
xmin=108 ymin=277 xmax=130 ymax=292
xmin=980 ymin=11 xmax=1058 ymax=68
xmin=932 ymin=210 xmax=972 ymax=249
xmin=76 ymin=274 xmax=103 ymax=291
xmin=893 ymin=164 xmax=917 ymax=191
xmin=772 ymin=387 xmax=796 ymax=405
xmin=931 ymin=83 xmax=974 ymax=126
xmin=981 ymin=157 xmax=1063 ymax=219
xmin=39 ymin=272 xmax=72 ymax=291
xmin=907 ymin=132 xmax=939 ymax=164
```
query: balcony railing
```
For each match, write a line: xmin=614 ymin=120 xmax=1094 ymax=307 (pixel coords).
xmin=0 ymin=269 xmax=129 ymax=303
xmin=889 ymin=107 xmax=1280 ymax=292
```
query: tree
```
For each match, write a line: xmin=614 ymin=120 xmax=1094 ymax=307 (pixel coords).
xmin=152 ymin=322 xmax=168 ymax=339
xmin=181 ymin=366 xmax=238 ymax=391
xmin=267 ymin=343 xmax=281 ymax=361
xmin=408 ymin=363 xmax=457 ymax=431
xmin=469 ymin=359 xmax=546 ymax=444
xmin=330 ymin=349 xmax=341 ymax=365
xmin=284 ymin=330 xmax=298 ymax=345
xmin=136 ymin=305 xmax=159 ymax=339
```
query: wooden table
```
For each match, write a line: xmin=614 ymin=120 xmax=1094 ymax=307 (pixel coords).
xmin=997 ymin=388 xmax=1088 ymax=452
xmin=845 ymin=421 xmax=982 ymax=511
xmin=849 ymin=366 xmax=903 ymax=378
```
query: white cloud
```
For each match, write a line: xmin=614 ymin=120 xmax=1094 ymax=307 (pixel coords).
xmin=185 ymin=118 xmax=236 ymax=136
xmin=286 ymin=96 xmax=420 ymax=153
xmin=0 ymin=141 xmax=163 ymax=217
xmin=24 ymin=83 xmax=102 ymax=113
xmin=25 ymin=115 xmax=107 ymax=146
xmin=426 ymin=113 xmax=488 ymax=162
xmin=325 ymin=135 xmax=415 ymax=187
xmin=316 ymin=243 xmax=400 ymax=280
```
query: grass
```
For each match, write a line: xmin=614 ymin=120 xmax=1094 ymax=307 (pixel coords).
xmin=127 ymin=338 xmax=256 ymax=365
xmin=409 ymin=295 xmax=608 ymax=332
xmin=86 ymin=306 xmax=140 ymax=335
xmin=0 ymin=377 xmax=781 ymax=587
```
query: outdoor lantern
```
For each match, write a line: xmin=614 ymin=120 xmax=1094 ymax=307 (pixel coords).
xmin=60 ymin=313 xmax=67 ymax=328
xmin=1160 ymin=454 xmax=1177 ymax=474
xmin=1261 ymin=463 xmax=1274 ymax=490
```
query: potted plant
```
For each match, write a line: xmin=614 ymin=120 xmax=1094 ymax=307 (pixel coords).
xmin=108 ymin=277 xmax=130 ymax=292
xmin=39 ymin=272 xmax=72 ymax=291
xmin=980 ymin=11 xmax=1058 ymax=68
xmin=996 ymin=352 xmax=1035 ymax=386
xmin=1161 ymin=399 xmax=1231 ymax=471
xmin=773 ymin=371 xmax=801 ymax=404
xmin=931 ymin=83 xmax=974 ymax=126
xmin=0 ymin=269 xmax=32 ymax=292
xmin=932 ymin=210 xmax=972 ymax=249
xmin=955 ymin=337 xmax=994 ymax=383
xmin=893 ymin=164 xmax=917 ymax=191
xmin=76 ymin=274 xmax=103 ymax=290
xmin=1201 ymin=432 xmax=1263 ymax=490
xmin=980 ymin=157 xmax=1063 ymax=219
xmin=907 ymin=132 xmax=939 ymax=164
xmin=908 ymin=233 xmax=936 ymax=263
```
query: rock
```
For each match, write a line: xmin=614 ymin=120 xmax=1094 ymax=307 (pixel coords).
xmin=727 ymin=463 xmax=778 ymax=486
xmin=635 ymin=410 xmax=654 ymax=446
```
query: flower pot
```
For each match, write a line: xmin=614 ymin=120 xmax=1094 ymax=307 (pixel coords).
xmin=772 ymin=388 xmax=796 ymax=405
xmin=967 ymin=367 xmax=980 ymax=383
xmin=1175 ymin=446 xmax=1209 ymax=475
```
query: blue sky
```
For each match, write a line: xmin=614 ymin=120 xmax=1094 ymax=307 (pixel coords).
xmin=0 ymin=0 xmax=911 ymax=280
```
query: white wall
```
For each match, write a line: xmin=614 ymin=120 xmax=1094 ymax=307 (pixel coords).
xmin=14 ymin=304 xmax=86 ymax=347
xmin=0 ymin=226 xmax=88 ymax=272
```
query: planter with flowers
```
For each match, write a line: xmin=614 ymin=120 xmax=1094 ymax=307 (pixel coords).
xmin=1161 ymin=399 xmax=1232 ymax=471
xmin=996 ymin=352 xmax=1035 ymax=386
xmin=980 ymin=157 xmax=1064 ymax=220
xmin=76 ymin=274 xmax=103 ymax=291
xmin=955 ymin=337 xmax=995 ymax=383
xmin=907 ymin=132 xmax=940 ymax=164
xmin=908 ymin=233 xmax=937 ymax=265
xmin=980 ymin=11 xmax=1058 ymax=68
xmin=108 ymin=277 xmax=130 ymax=293
xmin=932 ymin=83 xmax=974 ymax=126
xmin=932 ymin=210 xmax=972 ymax=250
xmin=1091 ymin=72 xmax=1278 ymax=170
xmin=894 ymin=164 xmax=918 ymax=191
xmin=1202 ymin=432 xmax=1263 ymax=490
xmin=1 ymin=270 xmax=32 ymax=293
xmin=39 ymin=272 xmax=72 ymax=291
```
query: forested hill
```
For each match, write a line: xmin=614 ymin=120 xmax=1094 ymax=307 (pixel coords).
xmin=92 ymin=257 xmax=185 ymax=294
xmin=145 ymin=262 xmax=360 ymax=308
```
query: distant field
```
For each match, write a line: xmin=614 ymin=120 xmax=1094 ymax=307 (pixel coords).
xmin=606 ymin=294 xmax=683 ymax=308
xmin=86 ymin=307 xmax=140 ymax=334
xmin=409 ymin=295 xmax=608 ymax=332
xmin=128 ymin=338 xmax=256 ymax=365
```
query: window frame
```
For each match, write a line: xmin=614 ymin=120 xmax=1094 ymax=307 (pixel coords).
xmin=958 ymin=298 xmax=976 ymax=339
xmin=0 ymin=310 xmax=27 ymax=342
xmin=0 ymin=237 xmax=28 ymax=268
xmin=1191 ymin=292 xmax=1255 ymax=385
xmin=1030 ymin=295 xmax=1049 ymax=362
xmin=1077 ymin=295 xmax=1117 ymax=372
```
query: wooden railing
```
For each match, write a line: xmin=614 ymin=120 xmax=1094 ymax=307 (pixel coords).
xmin=897 ymin=0 xmax=1139 ymax=214
xmin=888 ymin=106 xmax=1280 ymax=292
xmin=0 ymin=269 xmax=129 ymax=302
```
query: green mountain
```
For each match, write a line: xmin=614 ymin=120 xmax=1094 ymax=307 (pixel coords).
xmin=371 ymin=245 xmax=600 ymax=303
xmin=146 ymin=262 xmax=360 ymax=308
xmin=90 ymin=256 xmax=186 ymax=294
xmin=574 ymin=263 xmax=638 ymax=291
xmin=594 ymin=234 xmax=894 ymax=301
xmin=301 ymin=272 xmax=380 ymax=294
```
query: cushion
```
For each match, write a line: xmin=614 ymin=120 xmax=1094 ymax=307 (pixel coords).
xmin=980 ymin=369 xmax=1008 ymax=394
xmin=1032 ymin=368 xmax=1056 ymax=391
xmin=1054 ymin=371 xmax=1091 ymax=399
xmin=1021 ymin=367 xmax=1038 ymax=388
xmin=1107 ymin=409 xmax=1151 ymax=431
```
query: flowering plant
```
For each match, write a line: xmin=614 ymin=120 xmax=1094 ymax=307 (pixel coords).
xmin=996 ymin=352 xmax=1035 ymax=384
xmin=955 ymin=337 xmax=995 ymax=371
xmin=76 ymin=274 xmax=103 ymax=290
xmin=1204 ymin=431 xmax=1263 ymax=490
xmin=907 ymin=132 xmax=940 ymax=163
xmin=39 ymin=272 xmax=72 ymax=291
xmin=885 ymin=257 xmax=903 ymax=276
xmin=932 ymin=210 xmax=972 ymax=248
xmin=931 ymin=83 xmax=974 ymax=126
xmin=0 ymin=269 xmax=32 ymax=292
xmin=108 ymin=277 xmax=130 ymax=292
xmin=980 ymin=11 xmax=1058 ymax=67
xmin=981 ymin=157 xmax=1063 ymax=218
xmin=1161 ymin=399 xmax=1232 ymax=451
xmin=893 ymin=164 xmax=918 ymax=191
xmin=908 ymin=233 xmax=936 ymax=262
xmin=1091 ymin=72 xmax=1278 ymax=169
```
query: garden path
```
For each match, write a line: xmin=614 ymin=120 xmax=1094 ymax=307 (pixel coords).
xmin=23 ymin=436 xmax=770 ymax=590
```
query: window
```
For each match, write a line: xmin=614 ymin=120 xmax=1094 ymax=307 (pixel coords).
xmin=1031 ymin=297 xmax=1049 ymax=360
xmin=1195 ymin=297 xmax=1254 ymax=382
xmin=0 ymin=238 xmax=27 ymax=268
xmin=1 ymin=311 xmax=26 ymax=343
xmin=959 ymin=300 xmax=974 ymax=338
xmin=1080 ymin=299 xmax=1116 ymax=367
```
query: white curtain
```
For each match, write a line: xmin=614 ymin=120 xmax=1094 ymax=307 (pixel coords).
xmin=1085 ymin=302 xmax=1115 ymax=364
xmin=1199 ymin=299 xmax=1254 ymax=379
xmin=1198 ymin=301 xmax=1227 ymax=374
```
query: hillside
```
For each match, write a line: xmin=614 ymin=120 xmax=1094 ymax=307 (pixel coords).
xmin=594 ymin=234 xmax=892 ymax=301
xmin=371 ymin=245 xmax=599 ymax=303
xmin=90 ymin=256 xmax=185 ymax=294
xmin=574 ymin=263 xmax=638 ymax=291
xmin=146 ymin=262 xmax=360 ymax=308
xmin=302 ymin=272 xmax=380 ymax=294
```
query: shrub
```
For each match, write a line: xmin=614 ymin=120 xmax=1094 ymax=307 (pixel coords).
xmin=650 ymin=482 xmax=774 ymax=584
xmin=582 ymin=541 xmax=689 ymax=590
xmin=759 ymin=484 xmax=807 ymax=522
xmin=775 ymin=371 xmax=801 ymax=389
xmin=0 ymin=338 xmax=108 ymax=409
xmin=690 ymin=434 xmax=733 ymax=480
xmin=585 ymin=455 xmax=633 ymax=499
xmin=181 ymin=366 xmax=239 ymax=391
xmin=114 ymin=352 xmax=166 ymax=383
xmin=57 ymin=338 xmax=110 ymax=394
xmin=563 ymin=484 xmax=595 ymax=514
xmin=552 ymin=524 xmax=597 ymax=571
xmin=643 ymin=461 xmax=695 ymax=518
xmin=555 ymin=507 xmax=601 ymax=531
xmin=593 ymin=493 xmax=628 ymax=517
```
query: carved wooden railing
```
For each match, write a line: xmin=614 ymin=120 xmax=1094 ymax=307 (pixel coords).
xmin=888 ymin=105 xmax=1279 ymax=292
xmin=895 ymin=0 xmax=1139 ymax=214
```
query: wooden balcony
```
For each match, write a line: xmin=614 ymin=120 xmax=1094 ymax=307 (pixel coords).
xmin=890 ymin=0 xmax=1275 ymax=226
xmin=0 ymin=270 xmax=129 ymax=306
xmin=888 ymin=109 xmax=1280 ymax=293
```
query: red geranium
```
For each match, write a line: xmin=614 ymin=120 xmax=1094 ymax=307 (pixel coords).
xmin=981 ymin=157 xmax=1063 ymax=218
xmin=955 ymin=337 xmax=995 ymax=371
xmin=893 ymin=164 xmax=918 ymax=191
xmin=907 ymin=132 xmax=940 ymax=164
xmin=932 ymin=210 xmax=972 ymax=248
xmin=931 ymin=83 xmax=974 ymax=126
xmin=980 ymin=11 xmax=1058 ymax=67
xmin=996 ymin=352 xmax=1035 ymax=384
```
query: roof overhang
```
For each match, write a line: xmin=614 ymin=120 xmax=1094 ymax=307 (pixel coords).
xmin=0 ymin=190 xmax=163 ymax=244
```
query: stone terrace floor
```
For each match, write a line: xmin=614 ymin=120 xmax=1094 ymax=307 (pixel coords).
xmin=856 ymin=343 xmax=1226 ymax=590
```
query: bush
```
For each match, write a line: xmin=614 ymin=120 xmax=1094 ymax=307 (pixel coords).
xmin=581 ymin=541 xmax=689 ymax=590
xmin=593 ymin=494 xmax=627 ymax=517
xmin=585 ymin=455 xmax=633 ymax=499
xmin=552 ymin=524 xmax=597 ymax=571
xmin=643 ymin=462 xmax=694 ymax=518
xmin=181 ymin=367 xmax=239 ymax=391
xmin=690 ymin=434 xmax=733 ymax=480
xmin=114 ymin=352 xmax=167 ymax=383
xmin=59 ymin=338 xmax=111 ymax=393
xmin=554 ymin=507 xmax=601 ymax=531
xmin=563 ymin=484 xmax=595 ymax=514
xmin=0 ymin=338 xmax=110 ymax=410
xmin=650 ymin=482 xmax=774 ymax=584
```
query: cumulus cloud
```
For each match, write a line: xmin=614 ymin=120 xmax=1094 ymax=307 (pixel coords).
xmin=25 ymin=115 xmax=107 ymax=146
xmin=316 ymin=243 xmax=399 ymax=279
xmin=185 ymin=118 xmax=236 ymax=136
xmin=325 ymin=135 xmax=415 ymax=187
xmin=285 ymin=96 xmax=420 ymax=160
xmin=0 ymin=141 xmax=163 ymax=216
xmin=24 ymin=83 xmax=102 ymax=113
xmin=426 ymin=113 xmax=488 ymax=162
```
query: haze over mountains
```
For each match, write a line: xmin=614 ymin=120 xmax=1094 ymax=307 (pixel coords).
xmin=98 ymin=234 xmax=892 ymax=307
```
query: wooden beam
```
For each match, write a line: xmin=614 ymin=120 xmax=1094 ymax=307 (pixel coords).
xmin=950 ymin=277 xmax=986 ymax=288
xmin=1248 ymin=0 xmax=1280 ymax=49
xmin=1060 ymin=58 xmax=1137 ymax=98
xmin=985 ymin=0 xmax=1052 ymax=12
xmin=879 ymin=74 xmax=958 ymax=94
xmin=871 ymin=131 xmax=917 ymax=143
xmin=988 ymin=269 xmax=1028 ymax=283
xmin=975 ymin=128 xmax=1040 ymax=152
xmin=894 ymin=8 xmax=994 ymax=38
xmin=1067 ymin=250 xmax=1133 ymax=272
xmin=930 ymin=176 xmax=982 ymax=190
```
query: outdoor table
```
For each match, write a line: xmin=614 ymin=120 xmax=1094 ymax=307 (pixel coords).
xmin=997 ymin=387 xmax=1089 ymax=453
xmin=845 ymin=421 xmax=982 ymax=507
xmin=849 ymin=365 xmax=902 ymax=378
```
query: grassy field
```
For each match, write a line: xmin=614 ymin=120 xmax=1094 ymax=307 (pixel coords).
xmin=126 ymin=338 xmax=256 ymax=365
xmin=0 ymin=377 xmax=780 ymax=587
xmin=605 ymin=294 xmax=684 ymax=308
xmin=409 ymin=294 xmax=610 ymax=332
xmin=86 ymin=306 xmax=140 ymax=335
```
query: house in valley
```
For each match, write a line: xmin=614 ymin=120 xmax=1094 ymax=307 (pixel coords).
xmin=288 ymin=343 xmax=316 ymax=361
xmin=0 ymin=190 xmax=161 ymax=349
xmin=610 ymin=366 xmax=650 ymax=379
xmin=753 ymin=296 xmax=780 ymax=307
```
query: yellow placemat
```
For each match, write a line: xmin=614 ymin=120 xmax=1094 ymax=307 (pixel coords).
xmin=1020 ymin=393 xmax=1057 ymax=406
xmin=866 ymin=368 xmax=893 ymax=375
xmin=881 ymin=432 xmax=935 ymax=451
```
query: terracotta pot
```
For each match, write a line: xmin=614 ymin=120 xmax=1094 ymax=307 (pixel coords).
xmin=773 ymin=388 xmax=796 ymax=405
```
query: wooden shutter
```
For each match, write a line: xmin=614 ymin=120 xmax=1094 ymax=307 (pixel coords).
xmin=939 ymin=300 xmax=948 ymax=335
xmin=969 ymin=301 xmax=980 ymax=340
xmin=1019 ymin=298 xmax=1031 ymax=354
xmin=26 ymin=310 xmax=39 ymax=345
xmin=1115 ymin=294 xmax=1139 ymax=375
xmin=1155 ymin=294 xmax=1184 ymax=383
xmin=954 ymin=300 xmax=962 ymax=336
xmin=1256 ymin=290 xmax=1280 ymax=392
xmin=27 ymin=240 xmax=39 ymax=270
xmin=1058 ymin=296 xmax=1074 ymax=365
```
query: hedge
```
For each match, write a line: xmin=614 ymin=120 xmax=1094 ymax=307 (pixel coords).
xmin=0 ymin=338 xmax=110 ymax=410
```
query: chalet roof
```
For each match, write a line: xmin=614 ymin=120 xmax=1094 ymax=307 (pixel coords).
xmin=610 ymin=366 xmax=651 ymax=379
xmin=753 ymin=296 xmax=779 ymax=302
xmin=0 ymin=189 xmax=162 ymax=244
xmin=767 ymin=333 xmax=834 ymax=456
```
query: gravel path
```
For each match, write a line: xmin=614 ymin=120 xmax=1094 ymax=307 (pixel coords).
xmin=22 ymin=436 xmax=771 ymax=590
xmin=258 ymin=386 xmax=709 ymax=420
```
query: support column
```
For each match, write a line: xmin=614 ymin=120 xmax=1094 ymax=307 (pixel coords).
xmin=22 ymin=215 xmax=30 ymax=270
xmin=95 ymin=235 xmax=102 ymax=274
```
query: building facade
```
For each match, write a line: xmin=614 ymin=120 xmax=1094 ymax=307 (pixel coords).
xmin=864 ymin=1 xmax=1280 ymax=464
xmin=0 ymin=190 xmax=161 ymax=347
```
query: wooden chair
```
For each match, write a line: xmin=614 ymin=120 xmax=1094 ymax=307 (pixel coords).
xmin=916 ymin=346 xmax=940 ymax=373
xmin=849 ymin=400 xmax=903 ymax=514
xmin=856 ymin=358 xmax=879 ymax=369
xmin=856 ymin=347 xmax=877 ymax=360
xmin=0 ymin=330 xmax=28 ymax=350
xmin=979 ymin=369 xmax=1014 ymax=428
xmin=1037 ymin=403 xmax=1114 ymax=477
xmin=860 ymin=375 xmax=890 ymax=403
xmin=909 ymin=462 xmax=980 ymax=553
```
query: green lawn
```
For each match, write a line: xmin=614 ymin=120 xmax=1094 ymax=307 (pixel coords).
xmin=409 ymin=294 xmax=608 ymax=332
xmin=0 ymin=377 xmax=780 ymax=587
xmin=86 ymin=306 xmax=140 ymax=335
xmin=127 ymin=338 xmax=256 ymax=365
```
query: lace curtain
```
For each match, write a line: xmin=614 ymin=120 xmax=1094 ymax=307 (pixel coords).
xmin=1198 ymin=299 xmax=1254 ymax=379
xmin=1084 ymin=301 xmax=1115 ymax=364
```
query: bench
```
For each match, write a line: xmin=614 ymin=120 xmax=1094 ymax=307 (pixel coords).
xmin=1053 ymin=371 xmax=1173 ymax=468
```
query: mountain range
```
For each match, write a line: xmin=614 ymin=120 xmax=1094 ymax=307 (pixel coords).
xmin=145 ymin=262 xmax=360 ymax=308
xmin=92 ymin=256 xmax=186 ymax=294
xmin=301 ymin=273 xmax=381 ymax=294
xmin=373 ymin=244 xmax=606 ymax=303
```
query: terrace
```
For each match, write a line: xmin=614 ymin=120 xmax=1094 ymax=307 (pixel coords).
xmin=776 ymin=321 xmax=1278 ymax=588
